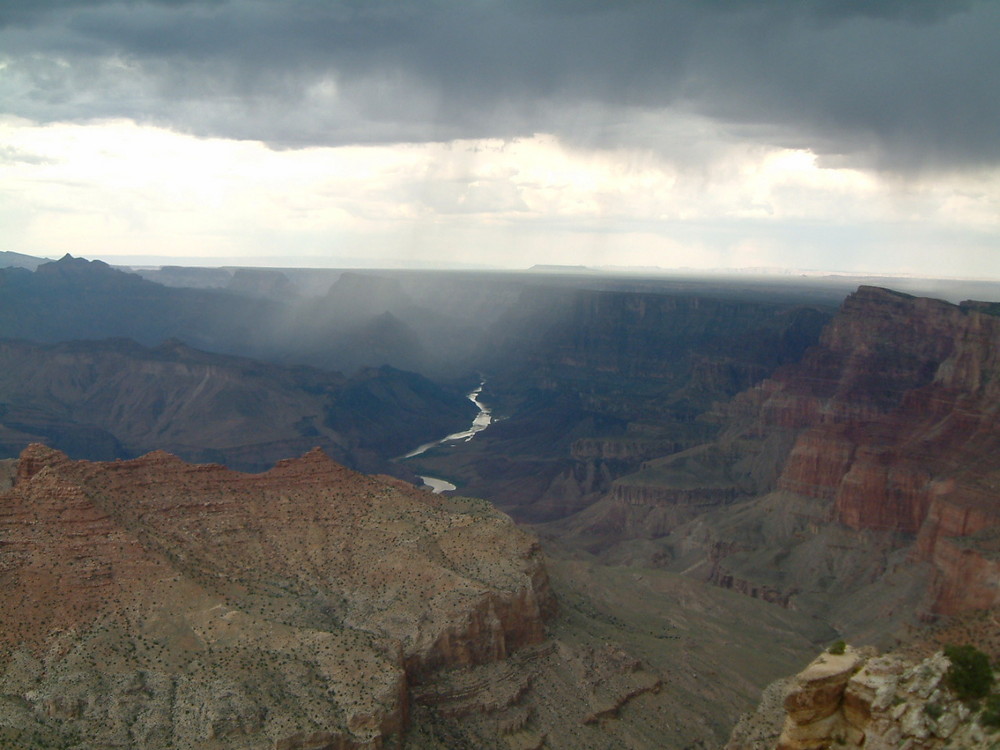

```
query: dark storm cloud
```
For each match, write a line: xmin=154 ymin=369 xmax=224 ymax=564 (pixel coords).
xmin=1 ymin=0 xmax=997 ymax=173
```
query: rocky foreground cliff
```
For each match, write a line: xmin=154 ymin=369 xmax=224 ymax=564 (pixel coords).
xmin=1 ymin=443 xmax=849 ymax=749
xmin=5 ymin=444 xmax=767 ymax=749
xmin=0 ymin=444 xmax=555 ymax=748
xmin=727 ymin=624 xmax=1000 ymax=750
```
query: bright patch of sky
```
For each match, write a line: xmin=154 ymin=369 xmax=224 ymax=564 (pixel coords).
xmin=3 ymin=116 xmax=997 ymax=276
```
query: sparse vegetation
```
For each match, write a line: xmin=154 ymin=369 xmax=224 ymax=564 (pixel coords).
xmin=827 ymin=640 xmax=846 ymax=655
xmin=0 ymin=446 xmax=547 ymax=749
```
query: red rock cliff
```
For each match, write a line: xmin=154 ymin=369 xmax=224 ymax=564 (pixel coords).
xmin=731 ymin=287 xmax=1000 ymax=614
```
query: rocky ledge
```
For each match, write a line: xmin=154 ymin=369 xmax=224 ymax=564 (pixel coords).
xmin=728 ymin=643 xmax=999 ymax=750
xmin=0 ymin=444 xmax=555 ymax=748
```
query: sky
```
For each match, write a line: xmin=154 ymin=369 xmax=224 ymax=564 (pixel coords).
xmin=1 ymin=0 xmax=999 ymax=276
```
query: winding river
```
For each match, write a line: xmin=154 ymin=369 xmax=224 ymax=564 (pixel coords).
xmin=403 ymin=382 xmax=491 ymax=493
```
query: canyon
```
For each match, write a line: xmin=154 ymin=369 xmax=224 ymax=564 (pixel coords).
xmin=626 ymin=287 xmax=1000 ymax=630
xmin=0 ymin=338 xmax=475 ymax=475
xmin=402 ymin=281 xmax=1000 ymax=744
xmin=415 ymin=285 xmax=1000 ymax=635
xmin=1 ymin=253 xmax=999 ymax=747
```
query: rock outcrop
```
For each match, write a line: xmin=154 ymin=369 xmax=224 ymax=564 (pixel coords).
xmin=729 ymin=645 xmax=999 ymax=750
xmin=776 ymin=648 xmax=866 ymax=749
xmin=0 ymin=445 xmax=553 ymax=748
xmin=737 ymin=287 xmax=1000 ymax=616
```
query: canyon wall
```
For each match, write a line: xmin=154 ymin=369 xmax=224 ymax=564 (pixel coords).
xmin=562 ymin=286 xmax=1000 ymax=626
xmin=741 ymin=287 xmax=1000 ymax=616
xmin=485 ymin=287 xmax=830 ymax=424
xmin=410 ymin=288 xmax=832 ymax=521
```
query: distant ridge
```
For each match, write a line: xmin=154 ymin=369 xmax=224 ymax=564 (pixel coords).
xmin=527 ymin=264 xmax=595 ymax=274
xmin=0 ymin=250 xmax=51 ymax=270
xmin=0 ymin=337 xmax=476 ymax=472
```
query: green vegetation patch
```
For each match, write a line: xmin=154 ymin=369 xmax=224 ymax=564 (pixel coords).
xmin=944 ymin=644 xmax=995 ymax=701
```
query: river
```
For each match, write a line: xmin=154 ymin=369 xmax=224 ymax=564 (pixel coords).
xmin=403 ymin=382 xmax=491 ymax=493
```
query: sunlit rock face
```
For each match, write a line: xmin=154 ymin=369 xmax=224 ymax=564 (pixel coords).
xmin=0 ymin=445 xmax=553 ymax=748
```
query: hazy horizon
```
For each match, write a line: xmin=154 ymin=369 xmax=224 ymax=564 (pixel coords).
xmin=11 ymin=249 xmax=1000 ymax=286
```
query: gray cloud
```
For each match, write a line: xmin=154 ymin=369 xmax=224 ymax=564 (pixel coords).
xmin=0 ymin=145 xmax=56 ymax=165
xmin=1 ymin=0 xmax=997 ymax=173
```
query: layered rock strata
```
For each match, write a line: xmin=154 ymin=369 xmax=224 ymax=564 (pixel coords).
xmin=0 ymin=444 xmax=553 ymax=748
xmin=612 ymin=286 xmax=1000 ymax=621
xmin=750 ymin=288 xmax=1000 ymax=615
